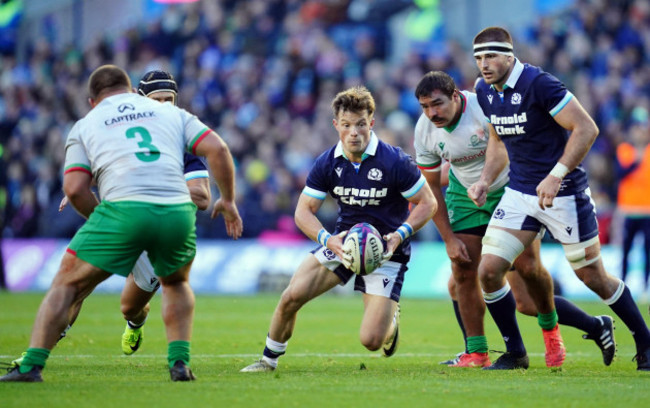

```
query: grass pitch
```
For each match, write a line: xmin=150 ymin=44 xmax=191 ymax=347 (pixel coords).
xmin=0 ymin=292 xmax=648 ymax=407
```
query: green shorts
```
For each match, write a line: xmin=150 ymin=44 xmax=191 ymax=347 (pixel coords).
xmin=446 ymin=170 xmax=505 ymax=233
xmin=68 ymin=201 xmax=197 ymax=278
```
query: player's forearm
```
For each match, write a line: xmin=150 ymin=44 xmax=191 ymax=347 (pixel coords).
xmin=405 ymin=188 xmax=437 ymax=233
xmin=294 ymin=206 xmax=324 ymax=242
xmin=557 ymin=123 xmax=598 ymax=173
xmin=205 ymin=145 xmax=236 ymax=203
xmin=478 ymin=137 xmax=508 ymax=186
xmin=430 ymin=186 xmax=455 ymax=242
xmin=187 ymin=178 xmax=211 ymax=210
xmin=67 ymin=190 xmax=99 ymax=219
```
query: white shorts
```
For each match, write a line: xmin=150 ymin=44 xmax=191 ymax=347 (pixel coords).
xmin=488 ymin=187 xmax=600 ymax=244
xmin=312 ymin=246 xmax=405 ymax=302
xmin=131 ymin=252 xmax=160 ymax=293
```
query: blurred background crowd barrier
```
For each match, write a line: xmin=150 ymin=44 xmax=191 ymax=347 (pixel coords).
xmin=1 ymin=0 xmax=649 ymax=296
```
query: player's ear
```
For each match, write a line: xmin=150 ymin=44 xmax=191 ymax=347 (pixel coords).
xmin=370 ymin=117 xmax=375 ymax=128
xmin=88 ymin=97 xmax=95 ymax=108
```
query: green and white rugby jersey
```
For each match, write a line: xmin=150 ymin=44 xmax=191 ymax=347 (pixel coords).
xmin=414 ymin=91 xmax=509 ymax=192
xmin=64 ymin=93 xmax=210 ymax=204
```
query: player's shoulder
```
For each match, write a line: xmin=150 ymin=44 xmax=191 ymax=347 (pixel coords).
xmin=375 ymin=137 xmax=405 ymax=156
xmin=414 ymin=113 xmax=435 ymax=140
xmin=520 ymin=63 xmax=556 ymax=86
xmin=462 ymin=89 xmax=478 ymax=102
xmin=375 ymin=139 xmax=414 ymax=169
xmin=462 ymin=91 xmax=485 ymax=117
xmin=311 ymin=145 xmax=338 ymax=169
xmin=474 ymin=77 xmax=489 ymax=94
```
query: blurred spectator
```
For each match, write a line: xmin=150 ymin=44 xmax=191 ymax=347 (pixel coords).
xmin=615 ymin=108 xmax=650 ymax=290
xmin=0 ymin=0 xmax=648 ymax=244
xmin=0 ymin=0 xmax=22 ymax=56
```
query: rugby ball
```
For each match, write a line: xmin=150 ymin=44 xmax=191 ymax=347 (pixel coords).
xmin=342 ymin=222 xmax=385 ymax=276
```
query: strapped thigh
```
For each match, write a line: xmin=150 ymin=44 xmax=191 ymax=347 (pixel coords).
xmin=481 ymin=227 xmax=525 ymax=264
xmin=562 ymin=236 xmax=601 ymax=270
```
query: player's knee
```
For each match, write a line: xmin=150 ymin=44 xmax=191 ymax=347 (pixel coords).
xmin=360 ymin=331 xmax=383 ymax=351
xmin=278 ymin=286 xmax=307 ymax=314
xmin=574 ymin=263 xmax=606 ymax=289
xmin=478 ymin=262 xmax=505 ymax=287
xmin=452 ymin=266 xmax=476 ymax=286
xmin=447 ymin=275 xmax=456 ymax=298
xmin=121 ymin=302 xmax=150 ymax=320
xmin=513 ymin=261 xmax=538 ymax=280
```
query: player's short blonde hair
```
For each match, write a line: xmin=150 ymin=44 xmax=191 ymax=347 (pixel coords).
xmin=331 ymin=86 xmax=375 ymax=119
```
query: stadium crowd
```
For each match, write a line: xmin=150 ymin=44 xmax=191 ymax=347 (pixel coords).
xmin=0 ymin=0 xmax=648 ymax=241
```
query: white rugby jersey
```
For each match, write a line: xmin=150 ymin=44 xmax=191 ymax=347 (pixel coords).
xmin=64 ymin=93 xmax=211 ymax=203
xmin=414 ymin=91 xmax=509 ymax=192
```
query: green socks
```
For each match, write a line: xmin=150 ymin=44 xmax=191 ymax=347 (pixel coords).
xmin=538 ymin=309 xmax=559 ymax=330
xmin=19 ymin=348 xmax=50 ymax=373
xmin=168 ymin=340 xmax=190 ymax=368
xmin=466 ymin=335 xmax=488 ymax=354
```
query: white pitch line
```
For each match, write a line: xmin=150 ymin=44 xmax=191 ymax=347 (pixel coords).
xmin=1 ymin=351 xmax=599 ymax=360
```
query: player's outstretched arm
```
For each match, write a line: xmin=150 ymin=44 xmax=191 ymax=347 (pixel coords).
xmin=536 ymin=97 xmax=599 ymax=209
xmin=194 ymin=130 xmax=242 ymax=239
xmin=63 ymin=171 xmax=99 ymax=219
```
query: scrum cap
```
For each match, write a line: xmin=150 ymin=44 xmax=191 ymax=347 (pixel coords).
xmin=137 ymin=70 xmax=178 ymax=103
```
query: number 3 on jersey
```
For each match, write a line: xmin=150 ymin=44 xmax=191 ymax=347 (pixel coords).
xmin=126 ymin=126 xmax=160 ymax=162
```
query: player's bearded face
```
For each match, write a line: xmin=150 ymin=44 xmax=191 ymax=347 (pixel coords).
xmin=334 ymin=110 xmax=374 ymax=160
xmin=418 ymin=90 xmax=458 ymax=128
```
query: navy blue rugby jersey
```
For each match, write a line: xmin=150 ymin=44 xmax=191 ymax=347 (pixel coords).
xmin=183 ymin=152 xmax=208 ymax=179
xmin=303 ymin=132 xmax=426 ymax=262
xmin=475 ymin=59 xmax=589 ymax=196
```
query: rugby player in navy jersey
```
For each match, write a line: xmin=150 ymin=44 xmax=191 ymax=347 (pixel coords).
xmin=241 ymin=86 xmax=436 ymax=372
xmin=414 ymin=71 xmax=615 ymax=369
xmin=468 ymin=26 xmax=650 ymax=370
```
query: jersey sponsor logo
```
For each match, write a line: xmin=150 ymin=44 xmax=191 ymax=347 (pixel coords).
xmin=511 ymin=93 xmax=522 ymax=105
xmin=493 ymin=208 xmax=505 ymax=219
xmin=469 ymin=134 xmax=481 ymax=147
xmin=105 ymin=111 xmax=155 ymax=126
xmin=332 ymin=186 xmax=388 ymax=207
xmin=491 ymin=112 xmax=527 ymax=136
xmin=118 ymin=103 xmax=136 ymax=112
xmin=449 ymin=149 xmax=486 ymax=164
xmin=335 ymin=167 xmax=343 ymax=178
xmin=367 ymin=168 xmax=383 ymax=181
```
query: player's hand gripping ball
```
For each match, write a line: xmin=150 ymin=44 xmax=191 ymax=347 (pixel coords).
xmin=342 ymin=222 xmax=385 ymax=275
